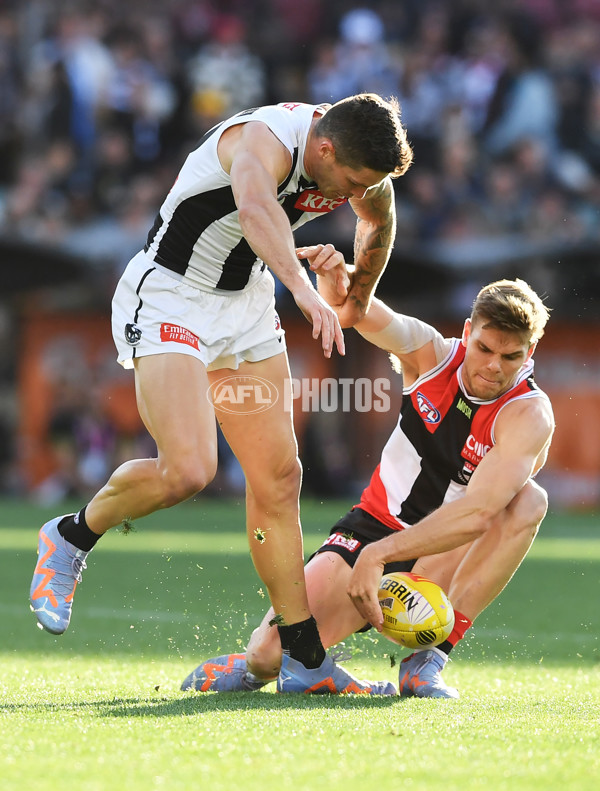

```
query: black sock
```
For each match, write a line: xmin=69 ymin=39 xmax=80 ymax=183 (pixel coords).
xmin=434 ymin=640 xmax=453 ymax=656
xmin=278 ymin=616 xmax=326 ymax=669
xmin=57 ymin=507 xmax=100 ymax=552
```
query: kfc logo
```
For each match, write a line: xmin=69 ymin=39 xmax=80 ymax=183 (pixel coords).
xmin=294 ymin=190 xmax=347 ymax=213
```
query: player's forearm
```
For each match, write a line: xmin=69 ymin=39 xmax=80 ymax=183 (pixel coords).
xmin=368 ymin=500 xmax=493 ymax=566
xmin=238 ymin=200 xmax=312 ymax=295
xmin=348 ymin=188 xmax=396 ymax=318
xmin=353 ymin=297 xmax=394 ymax=334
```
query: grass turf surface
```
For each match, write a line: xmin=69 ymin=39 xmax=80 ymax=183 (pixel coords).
xmin=1 ymin=498 xmax=599 ymax=790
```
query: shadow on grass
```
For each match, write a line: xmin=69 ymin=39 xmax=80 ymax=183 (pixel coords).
xmin=0 ymin=691 xmax=401 ymax=718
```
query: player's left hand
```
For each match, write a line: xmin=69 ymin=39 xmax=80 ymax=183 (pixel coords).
xmin=297 ymin=244 xmax=350 ymax=303
xmin=346 ymin=544 xmax=385 ymax=630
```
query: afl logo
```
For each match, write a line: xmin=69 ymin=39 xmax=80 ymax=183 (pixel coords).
xmin=208 ymin=375 xmax=279 ymax=415
xmin=416 ymin=391 xmax=440 ymax=424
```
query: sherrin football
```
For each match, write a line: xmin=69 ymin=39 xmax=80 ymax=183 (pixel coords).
xmin=378 ymin=572 xmax=455 ymax=649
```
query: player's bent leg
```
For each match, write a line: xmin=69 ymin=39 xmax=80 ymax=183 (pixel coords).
xmin=304 ymin=552 xmax=372 ymax=646
xmin=86 ymin=353 xmax=219 ymax=531
xmin=181 ymin=548 xmax=396 ymax=694
xmin=30 ymin=353 xmax=219 ymax=634
xmin=256 ymin=552 xmax=395 ymax=695
xmin=448 ymin=479 xmax=548 ymax=622
xmin=246 ymin=552 xmax=371 ymax=679
xmin=403 ymin=482 xmax=547 ymax=697
xmin=211 ymin=354 xmax=309 ymax=626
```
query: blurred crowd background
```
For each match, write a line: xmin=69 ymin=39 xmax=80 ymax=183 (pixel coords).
xmin=1 ymin=0 xmax=599 ymax=508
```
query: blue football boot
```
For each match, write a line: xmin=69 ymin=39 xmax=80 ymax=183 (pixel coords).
xmin=181 ymin=654 xmax=271 ymax=692
xmin=277 ymin=653 xmax=397 ymax=695
xmin=398 ymin=649 xmax=459 ymax=699
xmin=30 ymin=516 xmax=89 ymax=635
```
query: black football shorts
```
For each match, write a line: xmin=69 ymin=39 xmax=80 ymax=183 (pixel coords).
xmin=309 ymin=506 xmax=416 ymax=574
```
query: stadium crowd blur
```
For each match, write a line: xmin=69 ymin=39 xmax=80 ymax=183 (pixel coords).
xmin=1 ymin=0 xmax=599 ymax=504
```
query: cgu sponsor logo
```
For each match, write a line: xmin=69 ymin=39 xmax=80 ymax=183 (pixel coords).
xmin=294 ymin=190 xmax=347 ymax=213
xmin=208 ymin=375 xmax=279 ymax=415
xmin=416 ymin=391 xmax=441 ymax=424
xmin=462 ymin=433 xmax=491 ymax=464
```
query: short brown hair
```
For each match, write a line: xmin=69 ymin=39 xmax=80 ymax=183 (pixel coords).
xmin=471 ymin=279 xmax=550 ymax=343
xmin=314 ymin=93 xmax=413 ymax=177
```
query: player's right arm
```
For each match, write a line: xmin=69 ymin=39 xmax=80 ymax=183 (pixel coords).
xmin=219 ymin=121 xmax=345 ymax=358
xmin=347 ymin=395 xmax=555 ymax=628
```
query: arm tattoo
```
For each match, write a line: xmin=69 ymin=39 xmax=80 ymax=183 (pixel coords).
xmin=350 ymin=181 xmax=396 ymax=313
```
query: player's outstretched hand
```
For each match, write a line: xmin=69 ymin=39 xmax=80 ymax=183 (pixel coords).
xmin=347 ymin=544 xmax=385 ymax=630
xmin=292 ymin=282 xmax=345 ymax=359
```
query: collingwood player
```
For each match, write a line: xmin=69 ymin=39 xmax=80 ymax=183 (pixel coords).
xmin=30 ymin=94 xmax=414 ymax=695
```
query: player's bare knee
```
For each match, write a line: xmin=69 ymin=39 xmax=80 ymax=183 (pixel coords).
xmin=507 ymin=481 xmax=548 ymax=540
xmin=275 ymin=456 xmax=302 ymax=503
xmin=525 ymin=481 xmax=548 ymax=530
xmin=160 ymin=459 xmax=217 ymax=505
xmin=248 ymin=455 xmax=301 ymax=510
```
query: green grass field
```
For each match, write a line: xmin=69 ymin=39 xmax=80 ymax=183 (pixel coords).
xmin=2 ymin=498 xmax=599 ymax=791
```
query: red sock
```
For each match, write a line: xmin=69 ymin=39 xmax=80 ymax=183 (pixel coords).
xmin=436 ymin=610 xmax=473 ymax=656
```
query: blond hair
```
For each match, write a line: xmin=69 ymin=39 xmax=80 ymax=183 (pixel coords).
xmin=471 ymin=278 xmax=550 ymax=343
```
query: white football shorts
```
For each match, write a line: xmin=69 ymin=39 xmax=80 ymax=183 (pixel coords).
xmin=112 ymin=251 xmax=286 ymax=371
